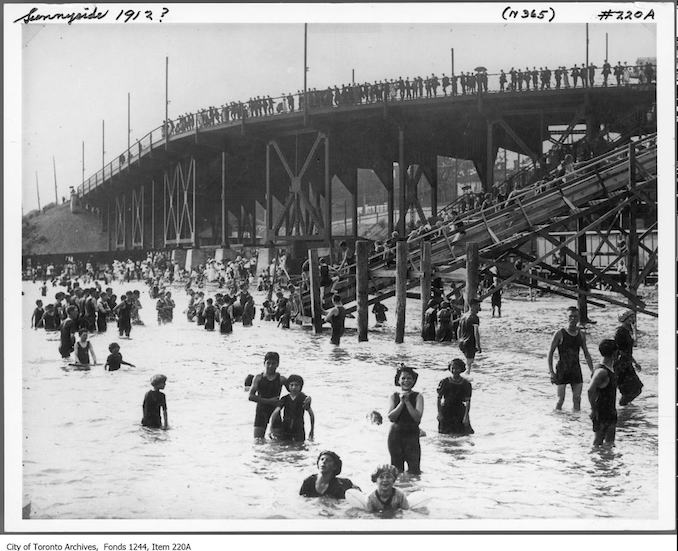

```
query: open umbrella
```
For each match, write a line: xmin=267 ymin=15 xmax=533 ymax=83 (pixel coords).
xmin=474 ymin=66 xmax=487 ymax=72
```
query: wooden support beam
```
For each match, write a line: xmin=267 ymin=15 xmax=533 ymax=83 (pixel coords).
xmin=420 ymin=240 xmax=432 ymax=331
xmin=465 ymin=242 xmax=479 ymax=310
xmin=356 ymin=240 xmax=369 ymax=342
xmin=395 ymin=240 xmax=408 ymax=343
xmin=310 ymin=249 xmax=323 ymax=334
xmin=496 ymin=118 xmax=539 ymax=161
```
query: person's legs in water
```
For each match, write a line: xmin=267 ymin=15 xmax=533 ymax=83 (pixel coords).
xmin=387 ymin=428 xmax=405 ymax=472
xmin=571 ymin=382 xmax=583 ymax=411
xmin=402 ymin=433 xmax=421 ymax=474
xmin=555 ymin=384 xmax=566 ymax=410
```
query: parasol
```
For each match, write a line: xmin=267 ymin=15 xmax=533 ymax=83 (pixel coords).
xmin=474 ymin=66 xmax=487 ymax=72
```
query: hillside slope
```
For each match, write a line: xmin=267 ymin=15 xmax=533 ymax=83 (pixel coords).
xmin=22 ymin=204 xmax=108 ymax=256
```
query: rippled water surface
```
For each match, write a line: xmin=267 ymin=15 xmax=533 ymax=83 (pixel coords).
xmin=21 ymin=281 xmax=659 ymax=520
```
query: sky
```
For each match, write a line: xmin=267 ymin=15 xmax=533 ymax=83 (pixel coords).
xmin=15 ymin=10 xmax=659 ymax=213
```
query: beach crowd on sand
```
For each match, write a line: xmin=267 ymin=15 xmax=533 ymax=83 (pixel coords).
xmin=25 ymin=231 xmax=646 ymax=516
xmin=161 ymin=60 xmax=655 ymax=137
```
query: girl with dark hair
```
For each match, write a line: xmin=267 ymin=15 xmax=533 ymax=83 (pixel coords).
xmin=387 ymin=365 xmax=424 ymax=474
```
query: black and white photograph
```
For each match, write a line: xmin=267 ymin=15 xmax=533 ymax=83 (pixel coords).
xmin=3 ymin=0 xmax=676 ymax=542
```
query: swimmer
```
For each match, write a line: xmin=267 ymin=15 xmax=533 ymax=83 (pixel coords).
xmin=31 ymin=300 xmax=44 ymax=330
xmin=248 ymin=351 xmax=311 ymax=438
xmin=74 ymin=329 xmax=97 ymax=366
xmin=365 ymin=464 xmax=409 ymax=513
xmin=457 ymin=298 xmax=482 ymax=374
xmin=387 ymin=365 xmax=423 ymax=475
xmin=104 ymin=342 xmax=135 ymax=372
xmin=58 ymin=305 xmax=79 ymax=359
xmin=203 ymin=298 xmax=217 ymax=331
xmin=299 ymin=450 xmax=359 ymax=498
xmin=588 ymin=339 xmax=619 ymax=446
xmin=324 ymin=294 xmax=346 ymax=345
xmin=141 ymin=374 xmax=168 ymax=429
xmin=367 ymin=410 xmax=383 ymax=425
xmin=267 ymin=374 xmax=315 ymax=441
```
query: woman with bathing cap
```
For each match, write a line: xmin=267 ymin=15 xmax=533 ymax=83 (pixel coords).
xmin=299 ymin=450 xmax=359 ymax=498
xmin=614 ymin=310 xmax=643 ymax=405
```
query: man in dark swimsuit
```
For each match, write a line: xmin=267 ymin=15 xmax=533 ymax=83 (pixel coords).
xmin=588 ymin=340 xmax=619 ymax=446
xmin=547 ymin=306 xmax=594 ymax=410
xmin=58 ymin=305 xmax=78 ymax=359
xmin=458 ymin=298 xmax=482 ymax=374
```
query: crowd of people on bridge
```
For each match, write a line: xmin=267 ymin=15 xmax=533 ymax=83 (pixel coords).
xmin=160 ymin=59 xmax=655 ymax=139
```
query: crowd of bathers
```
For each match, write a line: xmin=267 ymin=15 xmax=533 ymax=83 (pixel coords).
xmin=161 ymin=60 xmax=655 ymax=139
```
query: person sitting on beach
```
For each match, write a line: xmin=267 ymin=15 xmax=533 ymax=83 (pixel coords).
xmin=267 ymin=374 xmax=315 ymax=441
xmin=74 ymin=329 xmax=97 ymax=366
xmin=299 ymin=450 xmax=359 ymax=499
xmin=141 ymin=374 xmax=168 ymax=430
xmin=437 ymin=358 xmax=474 ymax=435
xmin=249 ymin=351 xmax=311 ymax=438
xmin=366 ymin=464 xmax=409 ymax=513
xmin=324 ymin=294 xmax=346 ymax=345
xmin=104 ymin=342 xmax=135 ymax=372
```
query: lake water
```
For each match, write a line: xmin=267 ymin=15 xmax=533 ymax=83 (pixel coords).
xmin=21 ymin=281 xmax=659 ymax=522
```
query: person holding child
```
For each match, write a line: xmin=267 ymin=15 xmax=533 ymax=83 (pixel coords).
xmin=267 ymin=374 xmax=315 ymax=441
xmin=387 ymin=365 xmax=424 ymax=475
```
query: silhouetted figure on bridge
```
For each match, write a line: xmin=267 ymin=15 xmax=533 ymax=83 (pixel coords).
xmin=571 ymin=65 xmax=580 ymax=88
xmin=614 ymin=62 xmax=623 ymax=86
xmin=602 ymin=60 xmax=611 ymax=86
xmin=499 ymin=70 xmax=506 ymax=92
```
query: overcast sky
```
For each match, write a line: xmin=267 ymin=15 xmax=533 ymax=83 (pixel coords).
xmin=18 ymin=18 xmax=657 ymax=213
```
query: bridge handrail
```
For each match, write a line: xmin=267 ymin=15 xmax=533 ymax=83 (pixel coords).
xmin=76 ymin=63 xmax=655 ymax=199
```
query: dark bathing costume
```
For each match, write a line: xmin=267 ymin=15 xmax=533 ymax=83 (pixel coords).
xmin=330 ymin=306 xmax=346 ymax=345
xmin=59 ymin=318 xmax=76 ymax=358
xmin=592 ymin=364 xmax=617 ymax=432
xmin=75 ymin=341 xmax=91 ymax=364
xmin=299 ymin=475 xmax=356 ymax=498
xmin=458 ymin=311 xmax=479 ymax=357
xmin=387 ymin=392 xmax=421 ymax=474
xmin=254 ymin=372 xmax=283 ymax=430
xmin=554 ymin=328 xmax=584 ymax=385
xmin=141 ymin=389 xmax=166 ymax=428
xmin=437 ymin=377 xmax=474 ymax=435
xmin=613 ymin=325 xmax=643 ymax=404
xmin=278 ymin=392 xmax=308 ymax=441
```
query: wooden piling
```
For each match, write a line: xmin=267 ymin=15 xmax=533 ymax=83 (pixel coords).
xmin=465 ymin=242 xmax=479 ymax=310
xmin=627 ymin=142 xmax=639 ymax=308
xmin=395 ymin=239 xmax=408 ymax=343
xmin=308 ymin=249 xmax=323 ymax=333
xmin=356 ymin=240 xmax=369 ymax=341
xmin=576 ymin=217 xmax=589 ymax=320
xmin=420 ymin=240 xmax=432 ymax=328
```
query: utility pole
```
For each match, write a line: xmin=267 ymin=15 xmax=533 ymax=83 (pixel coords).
xmin=605 ymin=32 xmax=608 ymax=60
xmin=127 ymin=92 xmax=131 ymax=154
xmin=52 ymin=156 xmax=58 ymax=204
xmin=303 ymin=23 xmax=308 ymax=126
xmin=352 ymin=68 xmax=355 ymax=84
xmin=450 ymin=48 xmax=455 ymax=76
xmin=165 ymin=56 xmax=169 ymax=145
xmin=102 ymin=120 xmax=105 ymax=175
xmin=35 ymin=172 xmax=41 ymax=211
xmin=585 ymin=23 xmax=589 ymax=70
xmin=81 ymin=140 xmax=85 ymax=183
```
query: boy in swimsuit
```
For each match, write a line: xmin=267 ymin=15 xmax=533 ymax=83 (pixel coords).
xmin=366 ymin=464 xmax=409 ymax=513
xmin=547 ymin=306 xmax=594 ymax=410
xmin=248 ymin=352 xmax=311 ymax=438
xmin=105 ymin=342 xmax=135 ymax=372
xmin=267 ymin=374 xmax=315 ymax=441
xmin=324 ymin=294 xmax=346 ymax=345
xmin=142 ymin=374 xmax=168 ymax=429
xmin=58 ymin=305 xmax=79 ymax=359
xmin=31 ymin=300 xmax=44 ymax=329
xmin=588 ymin=339 xmax=619 ymax=446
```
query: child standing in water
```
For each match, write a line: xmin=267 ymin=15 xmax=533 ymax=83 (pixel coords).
xmin=324 ymin=294 xmax=346 ymax=345
xmin=203 ymin=298 xmax=217 ymax=331
xmin=387 ymin=365 xmax=424 ymax=474
xmin=74 ymin=329 xmax=97 ymax=366
xmin=365 ymin=464 xmax=409 ymax=513
xmin=372 ymin=301 xmax=388 ymax=327
xmin=104 ymin=342 xmax=135 ymax=372
xmin=267 ymin=374 xmax=315 ymax=441
xmin=142 ymin=374 xmax=168 ymax=429
xmin=31 ymin=300 xmax=44 ymax=329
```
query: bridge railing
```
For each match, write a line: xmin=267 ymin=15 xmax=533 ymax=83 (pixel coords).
xmin=77 ymin=64 xmax=655 ymax=198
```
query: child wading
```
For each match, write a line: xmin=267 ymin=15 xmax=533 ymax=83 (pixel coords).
xmin=142 ymin=374 xmax=168 ymax=429
xmin=437 ymin=358 xmax=473 ymax=435
xmin=105 ymin=342 xmax=135 ymax=372
xmin=74 ymin=329 xmax=97 ymax=366
xmin=324 ymin=294 xmax=346 ymax=345
xmin=366 ymin=464 xmax=409 ymax=514
xmin=387 ymin=365 xmax=424 ymax=474
xmin=267 ymin=374 xmax=315 ymax=441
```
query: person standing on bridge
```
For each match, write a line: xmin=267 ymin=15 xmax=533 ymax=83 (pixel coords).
xmin=571 ymin=65 xmax=579 ymax=88
xmin=613 ymin=62 xmax=623 ymax=86
xmin=602 ymin=60 xmax=612 ymax=87
xmin=547 ymin=306 xmax=594 ymax=411
xmin=458 ymin=298 xmax=482 ymax=374
xmin=499 ymin=70 xmax=507 ymax=92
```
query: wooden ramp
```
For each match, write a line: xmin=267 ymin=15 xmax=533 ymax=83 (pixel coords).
xmin=301 ymin=135 xmax=658 ymax=317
